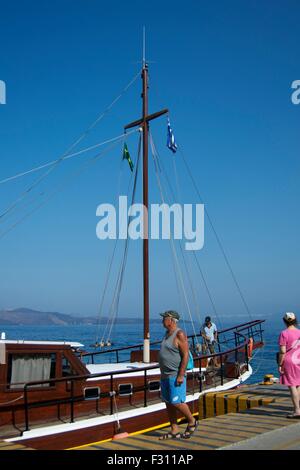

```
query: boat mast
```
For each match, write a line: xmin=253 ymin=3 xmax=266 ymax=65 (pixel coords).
xmin=142 ymin=60 xmax=150 ymax=362
xmin=124 ymin=37 xmax=168 ymax=362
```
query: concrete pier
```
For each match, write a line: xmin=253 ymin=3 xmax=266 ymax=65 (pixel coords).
xmin=71 ymin=384 xmax=300 ymax=451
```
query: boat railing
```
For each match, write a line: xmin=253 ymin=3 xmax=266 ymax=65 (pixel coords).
xmin=19 ymin=321 xmax=263 ymax=432
xmin=79 ymin=319 xmax=265 ymax=364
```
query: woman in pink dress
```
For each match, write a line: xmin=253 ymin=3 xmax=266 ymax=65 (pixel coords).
xmin=278 ymin=312 xmax=300 ymax=418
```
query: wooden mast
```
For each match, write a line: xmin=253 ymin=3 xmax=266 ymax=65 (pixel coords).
xmin=142 ymin=62 xmax=150 ymax=362
xmin=124 ymin=52 xmax=168 ymax=363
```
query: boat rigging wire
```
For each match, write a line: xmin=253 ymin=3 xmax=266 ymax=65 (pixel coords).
xmin=105 ymin=135 xmax=142 ymax=343
xmin=0 ymin=132 xmax=137 ymax=240
xmin=168 ymin=146 xmax=203 ymax=327
xmin=94 ymin=133 xmax=139 ymax=346
xmin=150 ymin=133 xmax=201 ymax=349
xmin=150 ymin=134 xmax=201 ymax=331
xmin=170 ymin=145 xmax=224 ymax=329
xmin=0 ymin=394 xmax=24 ymax=405
xmin=0 ymin=131 xmax=137 ymax=186
xmin=93 ymin=159 xmax=126 ymax=347
xmin=0 ymin=69 xmax=141 ymax=222
xmin=178 ymin=146 xmax=253 ymax=321
xmin=150 ymin=134 xmax=190 ymax=333
xmin=0 ymin=129 xmax=138 ymax=230
xmin=150 ymin=130 xmax=224 ymax=331
xmin=110 ymin=391 xmax=122 ymax=434
xmin=154 ymin=139 xmax=222 ymax=330
xmin=159 ymin=169 xmax=203 ymax=328
xmin=99 ymin=133 xmax=142 ymax=345
xmin=247 ymin=341 xmax=266 ymax=377
xmin=191 ymin=250 xmax=222 ymax=326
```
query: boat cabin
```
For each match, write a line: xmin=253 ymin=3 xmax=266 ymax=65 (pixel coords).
xmin=0 ymin=340 xmax=87 ymax=392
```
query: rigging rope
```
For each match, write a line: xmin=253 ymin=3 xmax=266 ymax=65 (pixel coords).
xmin=170 ymin=152 xmax=199 ymax=310
xmin=93 ymin=175 xmax=125 ymax=345
xmin=0 ymin=130 xmax=137 ymax=228
xmin=0 ymin=132 xmax=138 ymax=240
xmin=150 ymin=137 xmax=199 ymax=332
xmin=93 ymin=157 xmax=126 ymax=346
xmin=99 ymin=133 xmax=142 ymax=345
xmin=150 ymin=137 xmax=189 ymax=334
xmin=0 ymin=131 xmax=137 ymax=186
xmin=247 ymin=345 xmax=266 ymax=378
xmin=150 ymin=131 xmax=224 ymax=331
xmin=178 ymin=146 xmax=253 ymax=321
xmin=158 ymin=163 xmax=203 ymax=327
xmin=94 ymin=132 xmax=138 ymax=345
xmin=105 ymin=135 xmax=142 ymax=343
xmin=150 ymin=132 xmax=200 ymax=348
xmin=0 ymin=70 xmax=141 ymax=223
xmin=191 ymin=251 xmax=222 ymax=328
xmin=0 ymin=394 xmax=24 ymax=405
xmin=171 ymin=150 xmax=217 ymax=328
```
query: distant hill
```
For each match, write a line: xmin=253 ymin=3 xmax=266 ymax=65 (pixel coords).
xmin=0 ymin=308 xmax=146 ymax=326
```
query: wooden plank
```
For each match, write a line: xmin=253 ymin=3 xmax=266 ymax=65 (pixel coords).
xmin=200 ymin=421 xmax=277 ymax=434
xmin=70 ymin=383 xmax=297 ymax=451
xmin=136 ymin=433 xmax=217 ymax=450
xmin=0 ymin=441 xmax=14 ymax=448
xmin=0 ymin=440 xmax=34 ymax=450
xmin=218 ymin=413 xmax=291 ymax=424
xmin=0 ymin=444 xmax=28 ymax=450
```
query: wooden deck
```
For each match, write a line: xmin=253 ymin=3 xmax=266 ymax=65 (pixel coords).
xmin=71 ymin=384 xmax=300 ymax=451
xmin=0 ymin=440 xmax=33 ymax=450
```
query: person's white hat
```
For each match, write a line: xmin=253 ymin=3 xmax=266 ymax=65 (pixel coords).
xmin=284 ymin=312 xmax=296 ymax=321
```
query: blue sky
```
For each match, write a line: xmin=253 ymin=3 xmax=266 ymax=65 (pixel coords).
xmin=0 ymin=1 xmax=299 ymax=329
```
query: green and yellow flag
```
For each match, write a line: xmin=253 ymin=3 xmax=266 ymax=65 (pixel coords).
xmin=122 ymin=143 xmax=134 ymax=172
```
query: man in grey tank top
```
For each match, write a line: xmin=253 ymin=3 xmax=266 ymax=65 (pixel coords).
xmin=158 ymin=310 xmax=198 ymax=440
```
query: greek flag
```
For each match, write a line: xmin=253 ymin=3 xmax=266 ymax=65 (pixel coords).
xmin=167 ymin=118 xmax=178 ymax=153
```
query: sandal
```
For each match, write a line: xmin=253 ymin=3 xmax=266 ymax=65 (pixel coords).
xmin=286 ymin=413 xmax=300 ymax=419
xmin=182 ymin=419 xmax=198 ymax=439
xmin=158 ymin=432 xmax=182 ymax=440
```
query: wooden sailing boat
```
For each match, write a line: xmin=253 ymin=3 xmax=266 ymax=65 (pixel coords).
xmin=0 ymin=51 xmax=265 ymax=450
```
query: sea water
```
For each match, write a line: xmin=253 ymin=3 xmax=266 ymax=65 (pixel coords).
xmin=0 ymin=322 xmax=280 ymax=385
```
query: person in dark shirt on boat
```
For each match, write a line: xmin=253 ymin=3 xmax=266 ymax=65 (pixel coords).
xmin=158 ymin=310 xmax=198 ymax=440
xmin=201 ymin=316 xmax=219 ymax=367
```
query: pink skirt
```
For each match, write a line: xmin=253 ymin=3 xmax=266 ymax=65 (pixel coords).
xmin=280 ymin=350 xmax=300 ymax=386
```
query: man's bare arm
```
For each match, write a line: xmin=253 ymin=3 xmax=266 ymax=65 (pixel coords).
xmin=176 ymin=330 xmax=189 ymax=384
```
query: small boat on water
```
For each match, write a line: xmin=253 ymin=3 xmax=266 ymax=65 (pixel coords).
xmin=0 ymin=44 xmax=265 ymax=450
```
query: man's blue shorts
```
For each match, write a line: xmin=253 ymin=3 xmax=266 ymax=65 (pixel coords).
xmin=161 ymin=376 xmax=186 ymax=404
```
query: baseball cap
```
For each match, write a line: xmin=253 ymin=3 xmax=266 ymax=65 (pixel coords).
xmin=283 ymin=312 xmax=296 ymax=321
xmin=205 ymin=316 xmax=211 ymax=323
xmin=160 ymin=310 xmax=180 ymax=320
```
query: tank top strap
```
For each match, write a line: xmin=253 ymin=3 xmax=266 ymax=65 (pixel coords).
xmin=165 ymin=328 xmax=180 ymax=341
